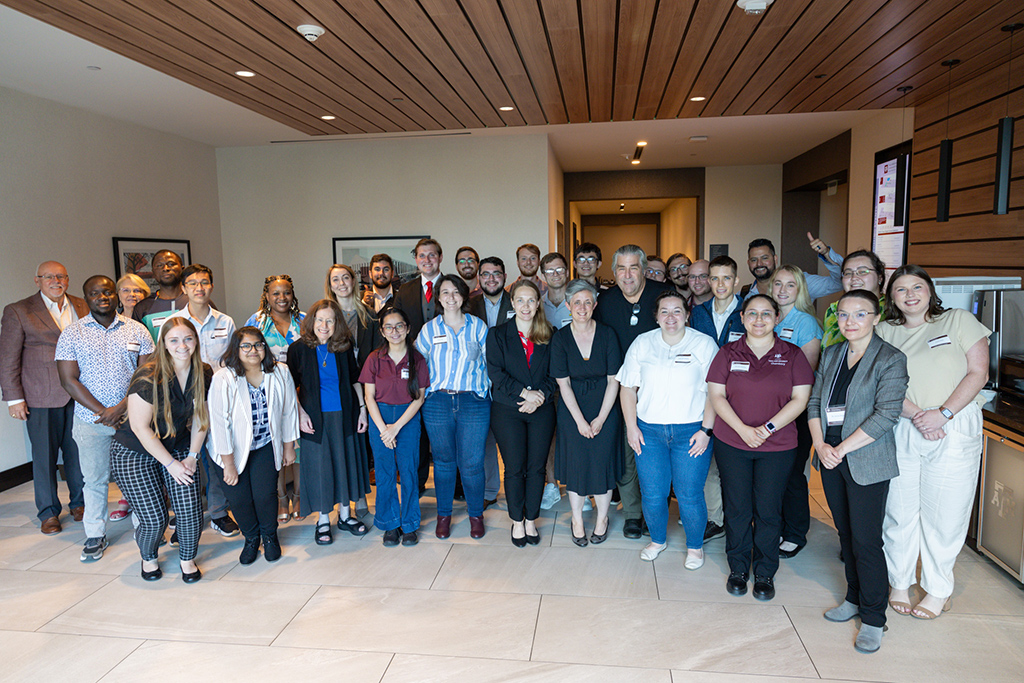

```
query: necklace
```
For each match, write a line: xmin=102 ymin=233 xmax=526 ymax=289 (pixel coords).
xmin=316 ymin=345 xmax=328 ymax=368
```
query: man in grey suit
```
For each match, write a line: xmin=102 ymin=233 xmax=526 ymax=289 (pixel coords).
xmin=0 ymin=261 xmax=89 ymax=534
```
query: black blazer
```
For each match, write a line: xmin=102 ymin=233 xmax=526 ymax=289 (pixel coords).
xmin=486 ymin=320 xmax=557 ymax=409
xmin=286 ymin=341 xmax=360 ymax=444
xmin=468 ymin=291 xmax=515 ymax=328
xmin=353 ymin=310 xmax=382 ymax=370
xmin=392 ymin=276 xmax=441 ymax=342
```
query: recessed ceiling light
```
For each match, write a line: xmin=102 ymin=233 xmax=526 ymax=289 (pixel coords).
xmin=321 ymin=115 xmax=336 ymax=120
xmin=619 ymin=204 xmax=625 ymax=211
xmin=235 ymin=70 xmax=255 ymax=78
xmin=499 ymin=106 xmax=515 ymax=111
xmin=814 ymin=73 xmax=828 ymax=79
xmin=690 ymin=96 xmax=706 ymax=102
xmin=636 ymin=140 xmax=648 ymax=146
xmin=689 ymin=135 xmax=708 ymax=143
xmin=86 ymin=65 xmax=101 ymax=71
xmin=631 ymin=160 xmax=640 ymax=165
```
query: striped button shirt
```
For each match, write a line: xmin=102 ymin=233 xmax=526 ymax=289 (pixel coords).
xmin=414 ymin=314 xmax=490 ymax=398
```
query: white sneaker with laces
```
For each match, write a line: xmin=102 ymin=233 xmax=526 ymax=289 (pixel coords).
xmin=540 ymin=483 xmax=561 ymax=510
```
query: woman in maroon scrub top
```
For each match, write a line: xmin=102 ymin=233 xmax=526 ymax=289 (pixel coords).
xmin=707 ymin=294 xmax=813 ymax=602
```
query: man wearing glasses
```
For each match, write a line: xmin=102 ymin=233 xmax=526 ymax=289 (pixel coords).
xmin=593 ymin=245 xmax=672 ymax=539
xmin=666 ymin=253 xmax=691 ymax=296
xmin=645 ymin=256 xmax=668 ymax=283
xmin=1 ymin=262 xmax=89 ymax=535
xmin=572 ymin=242 xmax=608 ymax=291
xmin=686 ymin=259 xmax=713 ymax=308
xmin=539 ymin=253 xmax=572 ymax=330
xmin=454 ymin=246 xmax=482 ymax=297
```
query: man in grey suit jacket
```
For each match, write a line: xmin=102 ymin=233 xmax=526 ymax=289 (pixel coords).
xmin=0 ymin=261 xmax=89 ymax=534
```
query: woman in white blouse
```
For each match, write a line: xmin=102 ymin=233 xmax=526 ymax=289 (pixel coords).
xmin=618 ymin=290 xmax=719 ymax=567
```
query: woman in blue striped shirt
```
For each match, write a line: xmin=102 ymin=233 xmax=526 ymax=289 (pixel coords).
xmin=414 ymin=275 xmax=491 ymax=540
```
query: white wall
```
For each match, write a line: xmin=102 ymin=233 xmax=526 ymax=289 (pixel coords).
xmin=704 ymin=165 xmax=783 ymax=286
xmin=547 ymin=141 xmax=564 ymax=254
xmin=848 ymin=108 xmax=910 ymax=253
xmin=216 ymin=134 xmax=550 ymax=320
xmin=0 ymin=86 xmax=223 ymax=473
xmin=660 ymin=197 xmax=698 ymax=260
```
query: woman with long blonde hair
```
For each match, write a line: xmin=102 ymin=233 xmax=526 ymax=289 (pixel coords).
xmin=325 ymin=264 xmax=382 ymax=369
xmin=110 ymin=317 xmax=212 ymax=583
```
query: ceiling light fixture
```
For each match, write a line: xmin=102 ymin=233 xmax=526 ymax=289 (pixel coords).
xmin=994 ymin=23 xmax=1022 ymax=215
xmin=689 ymin=135 xmax=708 ymax=143
xmin=636 ymin=140 xmax=648 ymax=146
xmin=235 ymin=70 xmax=255 ymax=78
xmin=689 ymin=96 xmax=706 ymax=102
xmin=499 ymin=106 xmax=515 ymax=111
xmin=296 ymin=24 xmax=325 ymax=42
xmin=736 ymin=0 xmax=773 ymax=16
xmin=936 ymin=59 xmax=960 ymax=222
xmin=631 ymin=160 xmax=640 ymax=165
xmin=321 ymin=115 xmax=336 ymax=120
xmin=619 ymin=204 xmax=625 ymax=211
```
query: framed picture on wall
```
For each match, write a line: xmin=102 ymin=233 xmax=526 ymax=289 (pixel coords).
xmin=332 ymin=235 xmax=428 ymax=290
xmin=112 ymin=237 xmax=192 ymax=288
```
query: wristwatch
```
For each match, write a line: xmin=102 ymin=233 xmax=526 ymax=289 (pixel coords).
xmin=700 ymin=426 xmax=713 ymax=437
xmin=939 ymin=406 xmax=954 ymax=420
xmin=764 ymin=421 xmax=777 ymax=434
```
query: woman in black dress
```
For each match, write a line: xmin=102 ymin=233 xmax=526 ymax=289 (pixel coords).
xmin=550 ymin=279 xmax=623 ymax=546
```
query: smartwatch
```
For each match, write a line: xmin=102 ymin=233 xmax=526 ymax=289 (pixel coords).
xmin=939 ymin=406 xmax=954 ymax=420
xmin=764 ymin=421 xmax=777 ymax=434
xmin=700 ymin=426 xmax=714 ymax=437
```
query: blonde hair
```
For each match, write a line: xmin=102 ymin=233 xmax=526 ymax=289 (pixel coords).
xmin=771 ymin=265 xmax=814 ymax=317
xmin=325 ymin=263 xmax=372 ymax=329
xmin=137 ymin=318 xmax=209 ymax=439
xmin=509 ymin=280 xmax=553 ymax=345
xmin=116 ymin=273 xmax=150 ymax=299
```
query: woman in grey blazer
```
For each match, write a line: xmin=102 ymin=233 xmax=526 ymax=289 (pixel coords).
xmin=808 ymin=290 xmax=907 ymax=654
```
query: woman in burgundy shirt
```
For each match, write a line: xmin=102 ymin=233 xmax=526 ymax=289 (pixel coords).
xmin=707 ymin=294 xmax=813 ymax=602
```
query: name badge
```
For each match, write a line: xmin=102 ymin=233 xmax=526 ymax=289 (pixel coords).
xmin=826 ymin=406 xmax=846 ymax=426
xmin=151 ymin=312 xmax=173 ymax=329
xmin=506 ymin=310 xmax=516 ymax=319
xmin=127 ymin=341 xmax=141 ymax=353
xmin=730 ymin=361 xmax=750 ymax=372
xmin=276 ymin=350 xmax=287 ymax=362
xmin=779 ymin=328 xmax=794 ymax=340
xmin=562 ymin=318 xmax=573 ymax=327
xmin=433 ymin=334 xmax=449 ymax=345
xmin=728 ymin=331 xmax=743 ymax=342
xmin=674 ymin=353 xmax=692 ymax=364
xmin=401 ymin=368 xmax=410 ymax=380
xmin=212 ymin=326 xmax=229 ymax=339
xmin=927 ymin=335 xmax=951 ymax=349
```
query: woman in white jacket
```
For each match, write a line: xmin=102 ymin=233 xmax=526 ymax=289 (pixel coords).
xmin=209 ymin=326 xmax=299 ymax=564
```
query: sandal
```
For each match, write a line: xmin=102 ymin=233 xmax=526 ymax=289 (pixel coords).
xmin=912 ymin=597 xmax=952 ymax=620
xmin=278 ymin=495 xmax=290 ymax=523
xmin=337 ymin=517 xmax=369 ymax=536
xmin=108 ymin=498 xmax=130 ymax=522
xmin=291 ymin=493 xmax=304 ymax=521
xmin=314 ymin=522 xmax=333 ymax=545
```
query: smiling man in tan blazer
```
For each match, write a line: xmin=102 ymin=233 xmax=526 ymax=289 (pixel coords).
xmin=0 ymin=261 xmax=89 ymax=534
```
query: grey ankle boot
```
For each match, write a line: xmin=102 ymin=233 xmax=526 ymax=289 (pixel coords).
xmin=854 ymin=623 xmax=885 ymax=653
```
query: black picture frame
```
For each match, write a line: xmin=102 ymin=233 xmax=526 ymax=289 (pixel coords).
xmin=112 ymin=237 xmax=192 ymax=288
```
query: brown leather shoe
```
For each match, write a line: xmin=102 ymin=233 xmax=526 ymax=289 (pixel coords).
xmin=71 ymin=506 xmax=85 ymax=522
xmin=41 ymin=516 xmax=62 ymax=535
xmin=469 ymin=515 xmax=485 ymax=539
xmin=435 ymin=515 xmax=452 ymax=539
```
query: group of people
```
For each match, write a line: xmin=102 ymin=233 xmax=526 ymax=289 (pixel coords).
xmin=0 ymin=233 xmax=990 ymax=654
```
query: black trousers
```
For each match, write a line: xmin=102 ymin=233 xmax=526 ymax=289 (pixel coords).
xmin=211 ymin=443 xmax=278 ymax=541
xmin=820 ymin=457 xmax=891 ymax=627
xmin=715 ymin=440 xmax=796 ymax=578
xmin=25 ymin=400 xmax=84 ymax=520
xmin=780 ymin=410 xmax=812 ymax=546
xmin=490 ymin=401 xmax=556 ymax=522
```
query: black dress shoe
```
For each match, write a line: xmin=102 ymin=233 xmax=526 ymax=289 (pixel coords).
xmin=141 ymin=561 xmax=162 ymax=581
xmin=511 ymin=527 xmax=527 ymax=548
xmin=778 ymin=543 xmax=805 ymax=559
xmin=525 ymin=525 xmax=540 ymax=545
xmin=753 ymin=575 xmax=776 ymax=601
xmin=401 ymin=530 xmax=419 ymax=546
xmin=263 ymin=533 xmax=282 ymax=562
xmin=623 ymin=518 xmax=643 ymax=539
xmin=239 ymin=536 xmax=261 ymax=565
xmin=703 ymin=521 xmax=725 ymax=542
xmin=382 ymin=528 xmax=401 ymax=547
xmin=181 ymin=565 xmax=202 ymax=584
xmin=726 ymin=571 xmax=749 ymax=596
xmin=572 ymin=525 xmax=588 ymax=547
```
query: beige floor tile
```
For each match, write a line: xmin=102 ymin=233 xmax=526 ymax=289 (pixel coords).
xmin=0 ymin=630 xmax=143 ymax=683
xmin=548 ymin=509 xmax=700 ymax=552
xmin=912 ymin=558 xmax=1024 ymax=616
xmin=532 ymin=595 xmax=817 ymax=676
xmin=0 ymin=524 xmax=84 ymax=570
xmin=431 ymin=544 xmax=658 ymax=599
xmin=669 ymin=673 xmax=860 ymax=682
xmin=414 ymin=507 xmax=557 ymax=547
xmin=382 ymin=654 xmax=671 ymax=682
xmin=99 ymin=640 xmax=393 ymax=682
xmin=274 ymin=586 xmax=540 ymax=659
xmin=221 ymin=537 xmax=451 ymax=589
xmin=0 ymin=493 xmax=40 ymax=528
xmin=40 ymin=576 xmax=317 ymax=645
xmin=788 ymin=604 xmax=1024 ymax=682
xmin=0 ymin=568 xmax=112 ymax=630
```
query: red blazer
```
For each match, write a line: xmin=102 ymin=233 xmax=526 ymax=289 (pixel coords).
xmin=0 ymin=293 xmax=89 ymax=407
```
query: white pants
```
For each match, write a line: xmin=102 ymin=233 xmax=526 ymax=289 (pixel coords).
xmin=883 ymin=403 xmax=982 ymax=598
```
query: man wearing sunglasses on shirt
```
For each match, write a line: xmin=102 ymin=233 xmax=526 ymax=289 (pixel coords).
xmin=593 ymin=245 xmax=672 ymax=539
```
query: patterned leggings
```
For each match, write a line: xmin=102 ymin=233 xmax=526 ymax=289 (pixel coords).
xmin=110 ymin=442 xmax=203 ymax=562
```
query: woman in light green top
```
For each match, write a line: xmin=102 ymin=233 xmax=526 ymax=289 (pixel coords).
xmin=822 ymin=250 xmax=887 ymax=348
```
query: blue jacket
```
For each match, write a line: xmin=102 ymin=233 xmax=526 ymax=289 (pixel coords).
xmin=689 ymin=296 xmax=745 ymax=348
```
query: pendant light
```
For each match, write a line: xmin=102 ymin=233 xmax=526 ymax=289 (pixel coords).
xmin=936 ymin=59 xmax=959 ymax=223
xmin=995 ymin=24 xmax=1022 ymax=215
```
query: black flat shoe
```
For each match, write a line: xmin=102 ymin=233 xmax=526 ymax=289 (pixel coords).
xmin=753 ymin=575 xmax=775 ymax=601
xmin=181 ymin=565 xmax=202 ymax=584
xmin=590 ymin=518 xmax=609 ymax=544
xmin=141 ymin=561 xmax=162 ymax=581
xmin=726 ymin=571 xmax=749 ymax=596
xmin=571 ymin=523 xmax=588 ymax=548
xmin=511 ymin=527 xmax=527 ymax=548
xmin=401 ymin=530 xmax=419 ymax=546
xmin=778 ymin=543 xmax=805 ymax=559
xmin=525 ymin=524 xmax=540 ymax=545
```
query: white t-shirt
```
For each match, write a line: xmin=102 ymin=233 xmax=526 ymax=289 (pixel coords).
xmin=616 ymin=328 xmax=719 ymax=424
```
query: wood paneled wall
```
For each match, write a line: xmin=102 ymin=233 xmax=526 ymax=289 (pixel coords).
xmin=908 ymin=51 xmax=1024 ymax=278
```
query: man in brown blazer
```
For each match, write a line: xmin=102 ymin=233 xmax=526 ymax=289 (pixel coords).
xmin=0 ymin=261 xmax=89 ymax=534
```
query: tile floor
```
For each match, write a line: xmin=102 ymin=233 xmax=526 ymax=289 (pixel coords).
xmin=2 ymin=470 xmax=1023 ymax=683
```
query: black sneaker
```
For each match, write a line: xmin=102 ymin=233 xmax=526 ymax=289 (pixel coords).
xmin=703 ymin=520 xmax=725 ymax=542
xmin=170 ymin=529 xmax=179 ymax=547
xmin=167 ymin=513 xmax=176 ymax=529
xmin=401 ymin=530 xmax=419 ymax=546
xmin=211 ymin=515 xmax=239 ymax=537
xmin=80 ymin=536 xmax=108 ymax=562
xmin=263 ymin=533 xmax=282 ymax=562
xmin=239 ymin=536 xmax=261 ymax=565
xmin=753 ymin=575 xmax=776 ymax=601
xmin=382 ymin=528 xmax=401 ymax=547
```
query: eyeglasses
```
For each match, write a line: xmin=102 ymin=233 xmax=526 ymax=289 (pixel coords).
xmin=687 ymin=273 xmax=709 ymax=281
xmin=479 ymin=272 xmax=504 ymax=280
xmin=645 ymin=269 xmax=665 ymax=277
xmin=668 ymin=266 xmax=689 ymax=274
xmin=629 ymin=302 xmax=641 ymax=327
xmin=183 ymin=279 xmax=211 ymax=288
xmin=575 ymin=256 xmax=597 ymax=264
xmin=239 ymin=342 xmax=266 ymax=351
xmin=842 ymin=268 xmax=875 ymax=278
xmin=542 ymin=267 xmax=567 ymax=276
xmin=836 ymin=311 xmax=874 ymax=321
xmin=743 ymin=310 xmax=775 ymax=320
xmin=38 ymin=274 xmax=69 ymax=282
xmin=382 ymin=323 xmax=408 ymax=333
xmin=456 ymin=258 xmax=478 ymax=265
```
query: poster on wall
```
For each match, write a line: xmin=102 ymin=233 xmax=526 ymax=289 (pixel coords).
xmin=112 ymin=237 xmax=192 ymax=288
xmin=871 ymin=142 xmax=911 ymax=282
xmin=332 ymin=236 xmax=427 ymax=290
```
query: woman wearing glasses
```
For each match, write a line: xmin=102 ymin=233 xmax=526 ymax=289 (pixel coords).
xmin=707 ymin=294 xmax=814 ymax=601
xmin=822 ymin=251 xmax=887 ymax=349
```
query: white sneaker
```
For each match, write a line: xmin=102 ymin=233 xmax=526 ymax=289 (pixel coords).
xmin=582 ymin=497 xmax=593 ymax=512
xmin=540 ymin=483 xmax=561 ymax=510
xmin=684 ymin=549 xmax=704 ymax=570
xmin=640 ymin=542 xmax=667 ymax=562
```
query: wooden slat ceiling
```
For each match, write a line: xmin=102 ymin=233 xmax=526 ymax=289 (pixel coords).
xmin=5 ymin=0 xmax=1022 ymax=137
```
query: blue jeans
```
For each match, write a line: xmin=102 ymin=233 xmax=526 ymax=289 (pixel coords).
xmin=635 ymin=419 xmax=713 ymax=547
xmin=422 ymin=392 xmax=490 ymax=517
xmin=369 ymin=402 xmax=422 ymax=532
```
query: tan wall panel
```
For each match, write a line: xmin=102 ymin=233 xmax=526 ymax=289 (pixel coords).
xmin=911 ymin=179 xmax=1024 ymax=218
xmin=909 ymin=212 xmax=1024 ymax=244
xmin=908 ymin=239 xmax=1024 ymax=268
